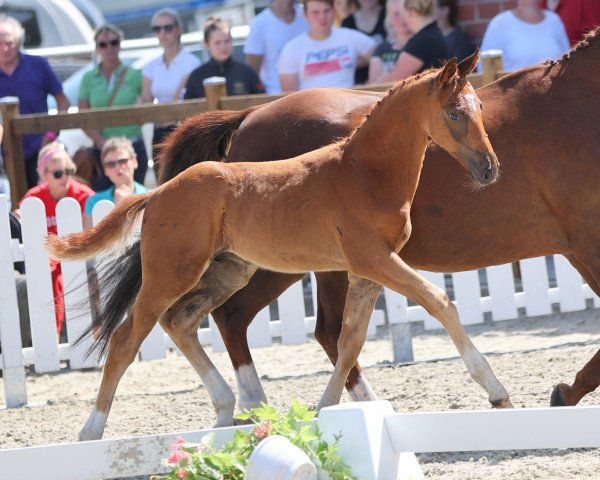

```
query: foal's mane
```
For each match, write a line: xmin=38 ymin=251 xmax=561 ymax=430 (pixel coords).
xmin=344 ymin=62 xmax=462 ymax=147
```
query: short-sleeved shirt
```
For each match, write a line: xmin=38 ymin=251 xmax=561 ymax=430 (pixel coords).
xmin=78 ymin=63 xmax=143 ymax=139
xmin=84 ymin=181 xmax=148 ymax=215
xmin=20 ymin=180 xmax=95 ymax=235
xmin=142 ymin=49 xmax=200 ymax=102
xmin=184 ymin=57 xmax=265 ymax=99
xmin=480 ymin=10 xmax=570 ymax=71
xmin=277 ymin=28 xmax=376 ymax=90
xmin=403 ymin=22 xmax=448 ymax=72
xmin=243 ymin=4 xmax=309 ymax=93
xmin=373 ymin=41 xmax=402 ymax=76
xmin=0 ymin=53 xmax=63 ymax=158
xmin=341 ymin=8 xmax=387 ymax=84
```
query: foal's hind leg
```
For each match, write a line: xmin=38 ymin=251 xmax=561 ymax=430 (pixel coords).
xmin=79 ymin=276 xmax=205 ymax=440
xmin=348 ymin=249 xmax=513 ymax=409
xmin=160 ymin=253 xmax=258 ymax=426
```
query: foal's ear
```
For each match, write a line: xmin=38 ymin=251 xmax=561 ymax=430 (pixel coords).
xmin=438 ymin=58 xmax=457 ymax=87
xmin=457 ymin=48 xmax=480 ymax=78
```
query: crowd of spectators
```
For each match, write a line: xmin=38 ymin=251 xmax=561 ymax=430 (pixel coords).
xmin=1 ymin=1 xmax=600 ymax=341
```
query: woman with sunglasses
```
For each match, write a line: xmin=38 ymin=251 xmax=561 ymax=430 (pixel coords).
xmin=140 ymin=9 xmax=200 ymax=180
xmin=78 ymin=24 xmax=147 ymax=192
xmin=16 ymin=143 xmax=94 ymax=341
xmin=84 ymin=137 xmax=148 ymax=229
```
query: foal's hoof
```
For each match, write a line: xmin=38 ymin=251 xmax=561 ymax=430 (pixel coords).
xmin=550 ymin=383 xmax=571 ymax=407
xmin=491 ymin=398 xmax=513 ymax=409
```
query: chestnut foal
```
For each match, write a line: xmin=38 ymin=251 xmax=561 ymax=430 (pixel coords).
xmin=48 ymin=52 xmax=509 ymax=441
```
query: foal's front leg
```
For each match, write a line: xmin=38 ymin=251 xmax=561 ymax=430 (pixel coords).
xmin=317 ymin=275 xmax=382 ymax=409
xmin=352 ymin=249 xmax=513 ymax=409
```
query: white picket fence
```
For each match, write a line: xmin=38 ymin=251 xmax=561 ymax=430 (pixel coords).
xmin=2 ymin=400 xmax=600 ymax=479
xmin=1 ymin=194 xmax=599 ymax=409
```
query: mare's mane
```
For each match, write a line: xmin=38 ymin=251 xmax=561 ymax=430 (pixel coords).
xmin=548 ymin=25 xmax=600 ymax=65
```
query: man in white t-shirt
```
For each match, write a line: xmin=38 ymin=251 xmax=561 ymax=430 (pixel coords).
xmin=244 ymin=0 xmax=309 ymax=93
xmin=278 ymin=0 xmax=376 ymax=91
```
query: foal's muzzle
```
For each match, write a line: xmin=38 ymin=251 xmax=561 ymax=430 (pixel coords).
xmin=469 ymin=152 xmax=498 ymax=185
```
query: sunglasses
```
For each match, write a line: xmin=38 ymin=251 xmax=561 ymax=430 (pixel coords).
xmin=151 ymin=24 xmax=176 ymax=34
xmin=52 ymin=168 xmax=75 ymax=179
xmin=97 ymin=39 xmax=120 ymax=49
xmin=103 ymin=158 xmax=130 ymax=169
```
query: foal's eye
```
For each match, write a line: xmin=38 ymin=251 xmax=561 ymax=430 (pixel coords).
xmin=448 ymin=112 xmax=460 ymax=121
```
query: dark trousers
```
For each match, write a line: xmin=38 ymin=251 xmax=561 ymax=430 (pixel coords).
xmin=25 ymin=152 xmax=40 ymax=188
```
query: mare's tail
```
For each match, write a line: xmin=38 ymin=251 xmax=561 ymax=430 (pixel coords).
xmin=157 ymin=107 xmax=257 ymax=183
xmin=46 ymin=194 xmax=148 ymax=262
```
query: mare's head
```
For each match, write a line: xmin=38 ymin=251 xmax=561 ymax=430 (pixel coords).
xmin=425 ymin=50 xmax=499 ymax=185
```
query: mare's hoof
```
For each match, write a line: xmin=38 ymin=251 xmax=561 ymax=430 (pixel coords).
xmin=233 ymin=417 xmax=253 ymax=426
xmin=550 ymin=383 xmax=570 ymax=406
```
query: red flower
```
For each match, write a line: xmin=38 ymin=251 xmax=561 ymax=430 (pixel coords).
xmin=255 ymin=421 xmax=271 ymax=440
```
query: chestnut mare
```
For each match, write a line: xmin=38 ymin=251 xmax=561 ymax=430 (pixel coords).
xmin=76 ymin=30 xmax=600 ymax=424
xmin=48 ymin=54 xmax=505 ymax=440
xmin=155 ymin=30 xmax=600 ymax=412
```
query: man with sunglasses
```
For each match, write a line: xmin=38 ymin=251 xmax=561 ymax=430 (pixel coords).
xmin=84 ymin=137 xmax=148 ymax=229
xmin=78 ymin=24 xmax=147 ymax=192
xmin=0 ymin=14 xmax=70 ymax=188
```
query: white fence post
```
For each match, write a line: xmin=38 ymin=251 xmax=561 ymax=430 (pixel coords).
xmin=20 ymin=197 xmax=60 ymax=372
xmin=56 ymin=198 xmax=96 ymax=369
xmin=278 ymin=279 xmax=307 ymax=344
xmin=452 ymin=270 xmax=483 ymax=325
xmin=553 ymin=254 xmax=586 ymax=312
xmin=0 ymin=195 xmax=27 ymax=407
xmin=519 ymin=257 xmax=552 ymax=316
xmin=486 ymin=263 xmax=518 ymax=320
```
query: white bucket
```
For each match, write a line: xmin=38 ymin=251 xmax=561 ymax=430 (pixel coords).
xmin=244 ymin=435 xmax=317 ymax=480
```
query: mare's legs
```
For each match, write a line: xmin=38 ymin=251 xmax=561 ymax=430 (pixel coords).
xmin=318 ymin=249 xmax=512 ymax=411
xmin=212 ymin=269 xmax=304 ymax=410
xmin=79 ymin=258 xmax=210 ymax=440
xmin=317 ymin=275 xmax=382 ymax=409
xmin=160 ymin=253 xmax=258 ymax=425
xmin=314 ymin=271 xmax=378 ymax=401
xmin=551 ymin=253 xmax=600 ymax=406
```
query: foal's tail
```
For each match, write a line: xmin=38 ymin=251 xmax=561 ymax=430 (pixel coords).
xmin=156 ymin=107 xmax=258 ymax=184
xmin=46 ymin=194 xmax=149 ymax=261
xmin=77 ymin=242 xmax=143 ymax=358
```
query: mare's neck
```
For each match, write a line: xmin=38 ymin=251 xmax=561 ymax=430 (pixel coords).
xmin=343 ymin=80 xmax=430 ymax=200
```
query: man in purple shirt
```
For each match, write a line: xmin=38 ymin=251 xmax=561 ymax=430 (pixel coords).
xmin=0 ymin=14 xmax=70 ymax=187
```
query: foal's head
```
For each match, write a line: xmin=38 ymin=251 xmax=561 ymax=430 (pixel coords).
xmin=426 ymin=50 xmax=499 ymax=185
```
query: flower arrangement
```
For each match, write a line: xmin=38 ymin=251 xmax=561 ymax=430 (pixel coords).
xmin=159 ymin=399 xmax=356 ymax=480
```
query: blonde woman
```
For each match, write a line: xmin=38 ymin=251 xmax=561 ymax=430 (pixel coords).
xmin=78 ymin=24 xmax=146 ymax=191
xmin=140 ymin=8 xmax=200 ymax=170
xmin=377 ymin=0 xmax=447 ymax=82
xmin=368 ymin=0 xmax=412 ymax=83
xmin=17 ymin=143 xmax=94 ymax=340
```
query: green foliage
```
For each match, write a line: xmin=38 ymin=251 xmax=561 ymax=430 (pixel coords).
xmin=160 ymin=400 xmax=356 ymax=480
